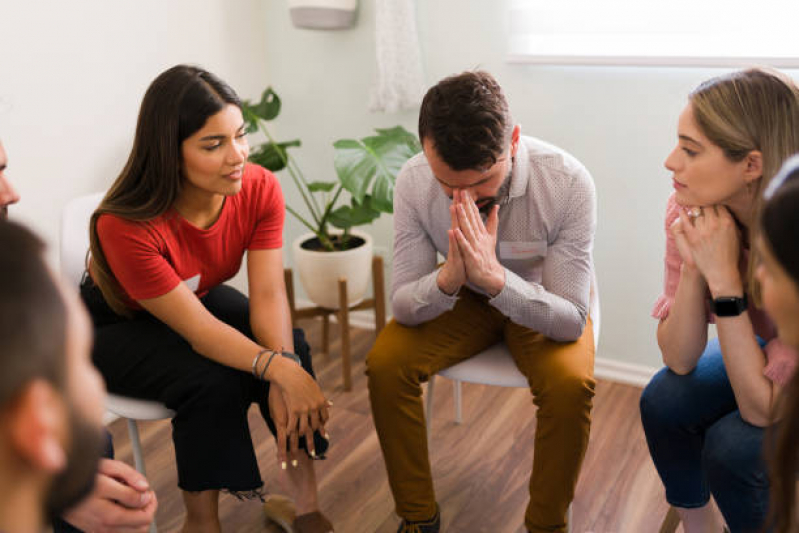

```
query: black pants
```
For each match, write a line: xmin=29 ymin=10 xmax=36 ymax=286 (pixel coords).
xmin=80 ymin=279 xmax=322 ymax=496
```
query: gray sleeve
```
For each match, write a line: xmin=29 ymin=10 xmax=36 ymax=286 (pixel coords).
xmin=488 ymin=167 xmax=596 ymax=341
xmin=390 ymin=169 xmax=458 ymax=326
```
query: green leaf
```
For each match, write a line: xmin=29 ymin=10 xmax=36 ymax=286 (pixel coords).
xmin=250 ymin=88 xmax=281 ymax=121
xmin=307 ymin=181 xmax=336 ymax=192
xmin=248 ymin=140 xmax=300 ymax=172
xmin=333 ymin=125 xmax=421 ymax=210
xmin=327 ymin=196 xmax=381 ymax=230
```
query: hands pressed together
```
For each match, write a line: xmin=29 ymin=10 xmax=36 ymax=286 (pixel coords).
xmin=437 ymin=189 xmax=506 ymax=297
xmin=671 ymin=204 xmax=744 ymax=297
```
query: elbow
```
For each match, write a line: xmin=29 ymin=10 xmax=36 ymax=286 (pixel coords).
xmin=739 ymin=405 xmax=771 ymax=428
xmin=391 ymin=302 xmax=420 ymax=327
xmin=548 ymin=312 xmax=587 ymax=343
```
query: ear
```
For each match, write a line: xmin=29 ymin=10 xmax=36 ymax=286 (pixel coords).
xmin=510 ymin=125 xmax=521 ymax=157
xmin=743 ymin=150 xmax=763 ymax=184
xmin=7 ymin=380 xmax=67 ymax=474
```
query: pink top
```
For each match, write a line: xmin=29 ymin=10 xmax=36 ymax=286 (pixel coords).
xmin=652 ymin=193 xmax=798 ymax=386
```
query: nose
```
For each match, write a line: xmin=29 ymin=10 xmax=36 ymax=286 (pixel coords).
xmin=664 ymin=147 xmax=679 ymax=172
xmin=0 ymin=174 xmax=20 ymax=207
xmin=227 ymin=139 xmax=248 ymax=166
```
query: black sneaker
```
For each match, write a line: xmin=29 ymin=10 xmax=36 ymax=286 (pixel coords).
xmin=396 ymin=506 xmax=440 ymax=533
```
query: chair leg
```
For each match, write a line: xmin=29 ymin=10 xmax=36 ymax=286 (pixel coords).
xmin=659 ymin=506 xmax=681 ymax=533
xmin=453 ymin=380 xmax=462 ymax=424
xmin=426 ymin=375 xmax=437 ymax=435
xmin=127 ymin=418 xmax=146 ymax=476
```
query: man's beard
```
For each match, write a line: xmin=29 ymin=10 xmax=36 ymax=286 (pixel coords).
xmin=475 ymin=168 xmax=513 ymax=215
xmin=44 ymin=408 xmax=106 ymax=521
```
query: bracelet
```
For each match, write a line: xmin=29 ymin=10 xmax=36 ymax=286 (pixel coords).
xmin=252 ymin=349 xmax=269 ymax=378
xmin=279 ymin=350 xmax=302 ymax=366
xmin=259 ymin=350 xmax=279 ymax=381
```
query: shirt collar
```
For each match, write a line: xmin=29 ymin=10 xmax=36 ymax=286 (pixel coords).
xmin=508 ymin=140 xmax=529 ymax=199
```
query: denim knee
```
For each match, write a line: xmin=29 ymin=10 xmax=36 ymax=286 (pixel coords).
xmin=640 ymin=367 xmax=684 ymax=429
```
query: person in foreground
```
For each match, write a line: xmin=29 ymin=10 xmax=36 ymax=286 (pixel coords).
xmin=83 ymin=65 xmax=332 ymax=533
xmin=640 ymin=68 xmax=799 ymax=533
xmin=756 ymin=157 xmax=799 ymax=533
xmin=0 ymin=139 xmax=158 ymax=532
xmin=0 ymin=221 xmax=108 ymax=532
xmin=367 ymin=70 xmax=597 ymax=533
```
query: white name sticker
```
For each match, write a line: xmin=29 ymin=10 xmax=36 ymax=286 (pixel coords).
xmin=184 ymin=274 xmax=201 ymax=292
xmin=499 ymin=241 xmax=547 ymax=260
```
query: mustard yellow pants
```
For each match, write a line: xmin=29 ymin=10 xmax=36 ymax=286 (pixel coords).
xmin=367 ymin=288 xmax=595 ymax=533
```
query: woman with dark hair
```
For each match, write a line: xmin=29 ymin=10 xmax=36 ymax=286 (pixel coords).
xmin=82 ymin=65 xmax=333 ymax=533
xmin=757 ymin=157 xmax=799 ymax=533
xmin=640 ymin=68 xmax=799 ymax=532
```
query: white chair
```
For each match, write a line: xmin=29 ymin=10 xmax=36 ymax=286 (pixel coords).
xmin=425 ymin=273 xmax=601 ymax=533
xmin=61 ymin=192 xmax=173 ymax=533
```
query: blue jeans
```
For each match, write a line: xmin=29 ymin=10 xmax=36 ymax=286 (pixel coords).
xmin=640 ymin=338 xmax=770 ymax=533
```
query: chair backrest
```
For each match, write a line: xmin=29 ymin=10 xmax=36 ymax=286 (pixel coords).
xmin=59 ymin=192 xmax=105 ymax=287
xmin=589 ymin=269 xmax=601 ymax=348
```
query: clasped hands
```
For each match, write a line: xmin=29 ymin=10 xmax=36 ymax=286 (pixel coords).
xmin=267 ymin=355 xmax=330 ymax=470
xmin=671 ymin=203 xmax=744 ymax=297
xmin=437 ymin=189 xmax=505 ymax=297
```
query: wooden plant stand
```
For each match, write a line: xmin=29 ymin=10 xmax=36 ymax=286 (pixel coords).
xmin=284 ymin=255 xmax=387 ymax=391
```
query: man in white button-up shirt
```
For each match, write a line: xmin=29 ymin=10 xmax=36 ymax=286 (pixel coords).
xmin=367 ymin=71 xmax=597 ymax=533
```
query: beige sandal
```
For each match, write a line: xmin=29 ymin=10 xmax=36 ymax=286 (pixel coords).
xmin=294 ymin=512 xmax=334 ymax=533
xmin=262 ymin=494 xmax=296 ymax=532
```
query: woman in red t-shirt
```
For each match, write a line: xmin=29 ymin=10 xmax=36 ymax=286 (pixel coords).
xmin=82 ymin=65 xmax=333 ymax=533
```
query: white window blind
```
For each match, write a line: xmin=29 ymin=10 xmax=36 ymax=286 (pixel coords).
xmin=508 ymin=0 xmax=799 ymax=67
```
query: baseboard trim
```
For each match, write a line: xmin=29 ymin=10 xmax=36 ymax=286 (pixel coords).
xmin=296 ymin=299 xmax=658 ymax=389
xmin=593 ymin=357 xmax=657 ymax=388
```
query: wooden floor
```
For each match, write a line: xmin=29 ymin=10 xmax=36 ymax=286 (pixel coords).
xmin=106 ymin=319 xmax=675 ymax=533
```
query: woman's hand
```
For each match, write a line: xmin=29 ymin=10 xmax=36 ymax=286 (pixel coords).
xmin=269 ymin=357 xmax=329 ymax=460
xmin=679 ymin=205 xmax=744 ymax=297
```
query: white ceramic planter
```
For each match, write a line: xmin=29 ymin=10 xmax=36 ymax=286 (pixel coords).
xmin=292 ymin=230 xmax=373 ymax=309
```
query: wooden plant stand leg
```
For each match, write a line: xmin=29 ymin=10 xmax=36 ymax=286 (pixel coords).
xmin=321 ymin=314 xmax=330 ymax=358
xmin=338 ymin=278 xmax=352 ymax=391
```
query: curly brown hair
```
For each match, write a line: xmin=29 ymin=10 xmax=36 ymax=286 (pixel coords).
xmin=418 ymin=70 xmax=513 ymax=171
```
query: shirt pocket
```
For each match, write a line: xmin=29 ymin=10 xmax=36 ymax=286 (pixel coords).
xmin=499 ymin=240 xmax=547 ymax=261
xmin=498 ymin=240 xmax=547 ymax=284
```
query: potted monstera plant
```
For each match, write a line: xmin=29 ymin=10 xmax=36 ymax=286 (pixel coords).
xmin=242 ymin=88 xmax=421 ymax=308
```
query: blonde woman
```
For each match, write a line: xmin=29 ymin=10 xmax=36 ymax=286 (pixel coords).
xmin=640 ymin=69 xmax=799 ymax=532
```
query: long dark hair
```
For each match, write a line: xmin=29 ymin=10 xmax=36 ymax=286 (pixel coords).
xmin=88 ymin=65 xmax=242 ymax=315
xmin=762 ymin=161 xmax=799 ymax=533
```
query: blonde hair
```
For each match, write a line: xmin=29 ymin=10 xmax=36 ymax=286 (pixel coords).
xmin=689 ymin=68 xmax=799 ymax=304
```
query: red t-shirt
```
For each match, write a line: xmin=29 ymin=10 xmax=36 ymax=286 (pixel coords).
xmin=97 ymin=163 xmax=284 ymax=309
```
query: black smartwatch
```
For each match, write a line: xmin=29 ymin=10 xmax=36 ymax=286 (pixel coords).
xmin=711 ymin=294 xmax=748 ymax=317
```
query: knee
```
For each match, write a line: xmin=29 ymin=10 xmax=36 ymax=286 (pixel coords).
xmin=182 ymin=364 xmax=247 ymax=409
xmin=366 ymin=329 xmax=415 ymax=389
xmin=640 ymin=368 xmax=689 ymax=427
xmin=538 ymin=372 xmax=595 ymax=417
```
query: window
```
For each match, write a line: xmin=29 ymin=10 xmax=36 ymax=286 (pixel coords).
xmin=508 ymin=0 xmax=799 ymax=66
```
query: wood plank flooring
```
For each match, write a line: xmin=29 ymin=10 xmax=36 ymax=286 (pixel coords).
xmin=105 ymin=319 xmax=675 ymax=533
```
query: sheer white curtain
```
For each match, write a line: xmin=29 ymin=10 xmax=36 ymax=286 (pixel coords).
xmin=508 ymin=0 xmax=799 ymax=66
xmin=369 ymin=0 xmax=425 ymax=112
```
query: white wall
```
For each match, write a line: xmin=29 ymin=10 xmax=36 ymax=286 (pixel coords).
xmin=259 ymin=0 xmax=798 ymax=371
xmin=0 ymin=0 xmax=271 ymax=292
xmin=2 ymin=1 xmax=792 ymax=372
